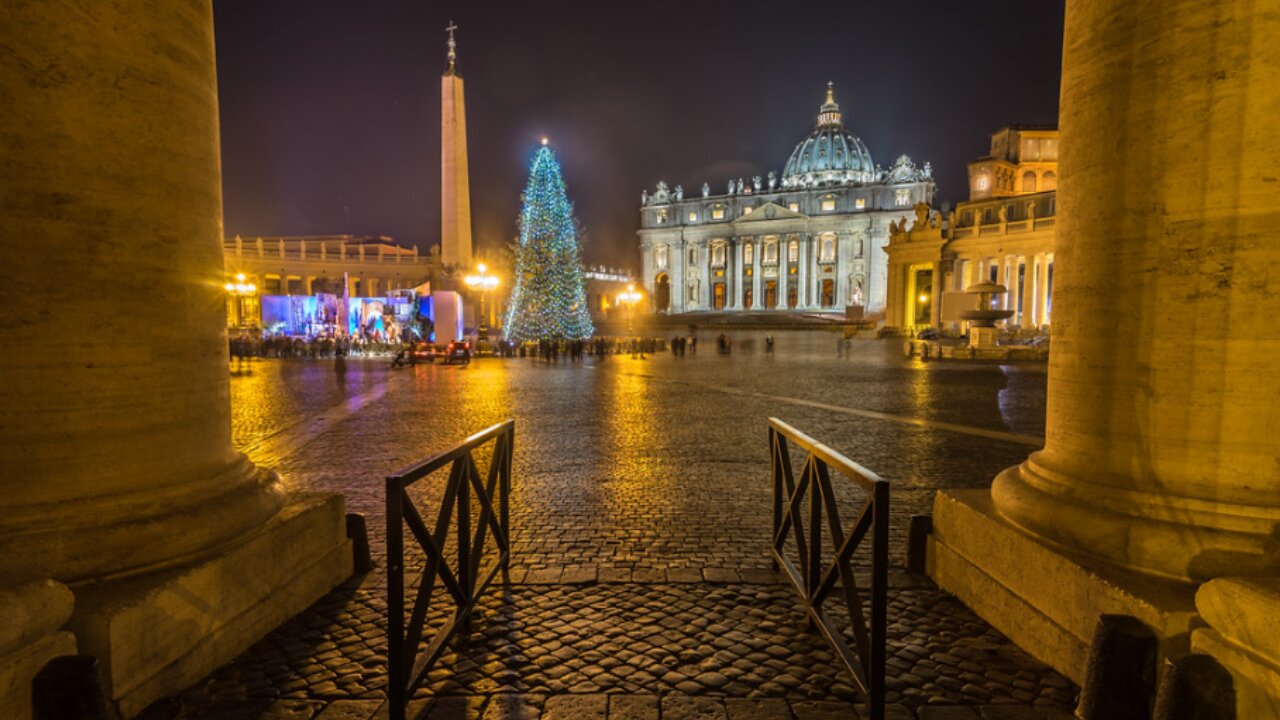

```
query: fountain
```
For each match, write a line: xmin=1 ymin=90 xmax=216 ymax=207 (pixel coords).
xmin=959 ymin=281 xmax=1015 ymax=349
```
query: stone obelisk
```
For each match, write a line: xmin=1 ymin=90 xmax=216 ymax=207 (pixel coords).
xmin=440 ymin=22 xmax=473 ymax=270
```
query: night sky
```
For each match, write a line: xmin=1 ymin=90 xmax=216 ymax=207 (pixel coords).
xmin=213 ymin=1 xmax=1064 ymax=269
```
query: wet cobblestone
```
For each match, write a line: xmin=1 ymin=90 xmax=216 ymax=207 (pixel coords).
xmin=164 ymin=334 xmax=1073 ymax=719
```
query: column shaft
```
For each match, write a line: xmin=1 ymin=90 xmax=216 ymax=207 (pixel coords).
xmin=991 ymin=0 xmax=1280 ymax=582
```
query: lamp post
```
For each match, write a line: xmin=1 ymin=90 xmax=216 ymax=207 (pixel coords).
xmin=464 ymin=262 xmax=500 ymax=340
xmin=618 ymin=283 xmax=644 ymax=357
xmin=224 ymin=272 xmax=258 ymax=331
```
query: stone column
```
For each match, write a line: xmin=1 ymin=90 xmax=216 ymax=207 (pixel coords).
xmin=990 ymin=0 xmax=1280 ymax=583
xmin=793 ymin=233 xmax=803 ymax=304
xmin=777 ymin=243 xmax=788 ymax=310
xmin=751 ymin=244 xmax=761 ymax=309
xmin=930 ymin=261 xmax=944 ymax=328
xmin=727 ymin=240 xmax=737 ymax=309
xmin=0 ymin=3 xmax=351 ymax=715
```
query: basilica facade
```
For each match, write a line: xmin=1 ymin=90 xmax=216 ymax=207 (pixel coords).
xmin=637 ymin=85 xmax=934 ymax=316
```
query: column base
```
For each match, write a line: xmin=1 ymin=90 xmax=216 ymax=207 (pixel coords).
xmin=926 ymin=489 xmax=1198 ymax=683
xmin=1192 ymin=578 xmax=1280 ymax=717
xmin=0 ymin=580 xmax=78 ymax=720
xmin=69 ymin=493 xmax=353 ymax=718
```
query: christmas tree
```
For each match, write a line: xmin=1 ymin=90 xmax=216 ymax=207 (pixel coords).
xmin=503 ymin=142 xmax=595 ymax=342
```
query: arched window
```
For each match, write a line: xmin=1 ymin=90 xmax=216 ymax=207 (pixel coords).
xmin=763 ymin=239 xmax=778 ymax=265
xmin=1041 ymin=171 xmax=1057 ymax=190
xmin=819 ymin=233 xmax=836 ymax=263
xmin=743 ymin=243 xmax=754 ymax=265
xmin=1022 ymin=171 xmax=1037 ymax=193
xmin=711 ymin=242 xmax=726 ymax=267
xmin=787 ymin=240 xmax=799 ymax=263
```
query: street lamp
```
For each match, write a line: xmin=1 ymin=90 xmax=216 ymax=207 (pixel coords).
xmin=618 ymin=283 xmax=644 ymax=335
xmin=224 ymin=272 xmax=258 ymax=330
xmin=464 ymin=262 xmax=500 ymax=339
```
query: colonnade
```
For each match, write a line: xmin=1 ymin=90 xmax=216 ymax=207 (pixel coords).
xmin=952 ymin=251 xmax=1054 ymax=328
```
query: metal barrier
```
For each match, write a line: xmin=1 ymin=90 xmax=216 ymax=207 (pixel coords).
xmin=769 ymin=417 xmax=889 ymax=720
xmin=386 ymin=420 xmax=514 ymax=720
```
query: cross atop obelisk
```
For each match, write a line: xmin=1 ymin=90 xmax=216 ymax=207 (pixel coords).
xmin=445 ymin=21 xmax=458 ymax=71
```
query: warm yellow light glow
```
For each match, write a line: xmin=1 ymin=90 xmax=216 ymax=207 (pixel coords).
xmin=918 ymin=294 xmax=930 ymax=303
xmin=477 ymin=263 xmax=487 ymax=274
xmin=224 ymin=283 xmax=235 ymax=292
xmin=236 ymin=273 xmax=246 ymax=282
xmin=540 ymin=137 xmax=549 ymax=146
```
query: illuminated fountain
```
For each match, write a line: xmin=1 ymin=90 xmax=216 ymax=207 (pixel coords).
xmin=960 ymin=281 xmax=1014 ymax=349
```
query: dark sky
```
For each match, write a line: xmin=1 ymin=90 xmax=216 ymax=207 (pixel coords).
xmin=212 ymin=1 xmax=1064 ymax=269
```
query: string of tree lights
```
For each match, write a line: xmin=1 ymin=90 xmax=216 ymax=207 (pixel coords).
xmin=503 ymin=142 xmax=595 ymax=342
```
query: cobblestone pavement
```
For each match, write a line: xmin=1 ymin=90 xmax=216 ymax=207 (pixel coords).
xmin=157 ymin=332 xmax=1076 ymax=719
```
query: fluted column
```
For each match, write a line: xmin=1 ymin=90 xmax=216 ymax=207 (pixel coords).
xmin=0 ymin=0 xmax=285 ymax=585
xmin=991 ymin=0 xmax=1280 ymax=582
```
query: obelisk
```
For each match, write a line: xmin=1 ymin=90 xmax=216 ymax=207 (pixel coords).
xmin=440 ymin=22 xmax=473 ymax=270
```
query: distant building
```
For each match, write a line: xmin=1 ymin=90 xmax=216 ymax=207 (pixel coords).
xmin=582 ymin=265 xmax=638 ymax=323
xmin=637 ymin=84 xmax=935 ymax=316
xmin=223 ymin=234 xmax=434 ymax=298
xmin=884 ymin=126 xmax=1058 ymax=332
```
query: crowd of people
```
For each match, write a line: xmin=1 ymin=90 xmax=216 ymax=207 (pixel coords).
xmin=229 ymin=334 xmax=405 ymax=359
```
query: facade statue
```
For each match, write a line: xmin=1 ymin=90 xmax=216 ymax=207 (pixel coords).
xmin=889 ymin=219 xmax=899 ymax=234
xmin=737 ymin=178 xmax=745 ymax=194
xmin=912 ymin=202 xmax=930 ymax=231
xmin=702 ymin=182 xmax=710 ymax=198
xmin=767 ymin=171 xmax=777 ymax=190
xmin=727 ymin=180 xmax=736 ymax=195
xmin=922 ymin=162 xmax=933 ymax=179
xmin=998 ymin=204 xmax=1008 ymax=223
xmin=674 ymin=185 xmax=683 ymax=201
xmin=641 ymin=190 xmax=648 ymax=205
xmin=850 ymin=278 xmax=864 ymax=306
xmin=1027 ymin=201 xmax=1038 ymax=220
xmin=652 ymin=181 xmax=671 ymax=205
xmin=752 ymin=176 xmax=762 ymax=192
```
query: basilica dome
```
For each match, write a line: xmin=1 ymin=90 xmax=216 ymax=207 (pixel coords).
xmin=782 ymin=84 xmax=876 ymax=188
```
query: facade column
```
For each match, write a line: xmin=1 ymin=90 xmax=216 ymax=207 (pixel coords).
xmin=0 ymin=3 xmax=352 ymax=716
xmin=750 ymin=243 xmax=758 ymax=309
xmin=726 ymin=239 xmax=737 ymax=310
xmin=1030 ymin=253 xmax=1045 ymax=327
xmin=777 ymin=241 xmax=788 ymax=311
xmin=930 ymin=261 xmax=944 ymax=328
xmin=797 ymin=234 xmax=809 ymax=308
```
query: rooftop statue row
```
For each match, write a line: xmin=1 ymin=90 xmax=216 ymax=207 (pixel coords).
xmin=641 ymin=156 xmax=932 ymax=208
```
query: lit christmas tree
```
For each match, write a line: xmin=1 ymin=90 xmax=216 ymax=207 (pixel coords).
xmin=503 ymin=141 xmax=595 ymax=342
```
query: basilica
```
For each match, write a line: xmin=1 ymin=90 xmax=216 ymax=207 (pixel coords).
xmin=637 ymin=84 xmax=934 ymax=316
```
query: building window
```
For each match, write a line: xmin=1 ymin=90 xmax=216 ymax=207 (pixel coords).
xmin=819 ymin=234 xmax=836 ymax=263
xmin=895 ymin=188 xmax=911 ymax=207
xmin=741 ymin=205 xmax=752 ymax=216
xmin=655 ymin=245 xmax=668 ymax=271
xmin=656 ymin=208 xmax=668 ymax=223
xmin=976 ymin=175 xmax=989 ymax=191
xmin=743 ymin=243 xmax=754 ymax=265
xmin=689 ymin=248 xmax=697 ymax=265
xmin=820 ymin=196 xmax=836 ymax=212
xmin=787 ymin=240 xmax=799 ymax=263
xmin=711 ymin=204 xmax=725 ymax=220
xmin=763 ymin=239 xmax=778 ymax=265
xmin=687 ymin=210 xmax=698 ymax=222
xmin=789 ymin=202 xmax=800 ymax=212
xmin=711 ymin=243 xmax=726 ymax=268
xmin=854 ymin=198 xmax=866 ymax=210
xmin=1022 ymin=171 xmax=1037 ymax=193
xmin=1041 ymin=171 xmax=1057 ymax=190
